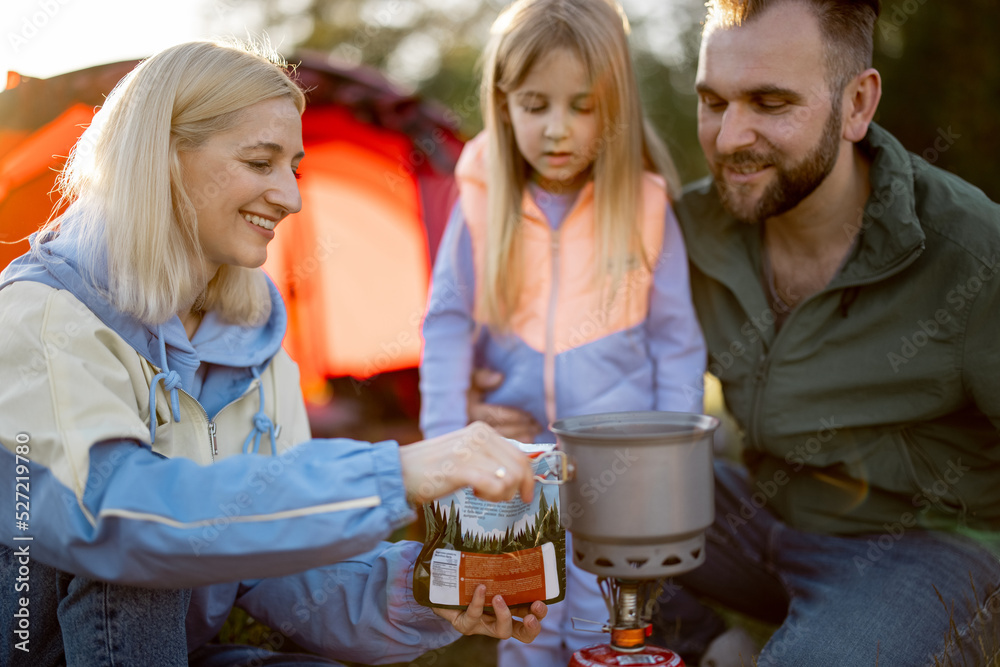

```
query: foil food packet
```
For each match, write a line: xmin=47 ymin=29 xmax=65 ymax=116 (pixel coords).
xmin=413 ymin=441 xmax=566 ymax=610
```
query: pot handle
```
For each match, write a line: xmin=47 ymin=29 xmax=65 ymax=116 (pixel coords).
xmin=533 ymin=450 xmax=576 ymax=485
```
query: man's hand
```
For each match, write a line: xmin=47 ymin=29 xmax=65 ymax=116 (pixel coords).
xmin=468 ymin=369 xmax=543 ymax=442
xmin=432 ymin=584 xmax=547 ymax=643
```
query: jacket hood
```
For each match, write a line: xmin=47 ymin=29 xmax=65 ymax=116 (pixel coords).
xmin=1 ymin=225 xmax=286 ymax=371
xmin=0 ymin=222 xmax=288 ymax=445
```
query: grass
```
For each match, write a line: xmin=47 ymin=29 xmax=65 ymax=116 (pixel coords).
xmin=218 ymin=608 xmax=500 ymax=666
xmin=930 ymin=581 xmax=1000 ymax=667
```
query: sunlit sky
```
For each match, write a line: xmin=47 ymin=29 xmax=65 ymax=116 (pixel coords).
xmin=1 ymin=0 xmax=692 ymax=88
xmin=0 ymin=0 xmax=298 ymax=84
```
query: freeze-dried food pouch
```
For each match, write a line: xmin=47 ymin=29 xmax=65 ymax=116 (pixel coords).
xmin=413 ymin=441 xmax=566 ymax=610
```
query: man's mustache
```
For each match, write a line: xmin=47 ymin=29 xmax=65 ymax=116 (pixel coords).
xmin=715 ymin=150 xmax=776 ymax=171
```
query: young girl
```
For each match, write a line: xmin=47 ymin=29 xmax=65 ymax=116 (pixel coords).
xmin=419 ymin=0 xmax=707 ymax=663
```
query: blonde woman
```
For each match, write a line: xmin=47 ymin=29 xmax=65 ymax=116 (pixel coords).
xmin=0 ymin=40 xmax=547 ymax=666
xmin=418 ymin=0 xmax=706 ymax=664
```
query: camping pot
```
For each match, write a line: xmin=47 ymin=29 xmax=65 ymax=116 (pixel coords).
xmin=551 ymin=411 xmax=719 ymax=579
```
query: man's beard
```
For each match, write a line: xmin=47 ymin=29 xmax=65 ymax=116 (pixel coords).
xmin=713 ymin=106 xmax=842 ymax=225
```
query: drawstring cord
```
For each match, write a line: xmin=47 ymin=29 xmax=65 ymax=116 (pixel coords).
xmin=242 ymin=366 xmax=278 ymax=456
xmin=147 ymin=327 xmax=277 ymax=455
xmin=149 ymin=326 xmax=182 ymax=445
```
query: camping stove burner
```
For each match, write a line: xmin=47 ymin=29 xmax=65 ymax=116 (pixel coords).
xmin=600 ymin=578 xmax=663 ymax=651
xmin=568 ymin=576 xmax=689 ymax=665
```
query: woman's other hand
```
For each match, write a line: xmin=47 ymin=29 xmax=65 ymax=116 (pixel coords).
xmin=432 ymin=584 xmax=547 ymax=643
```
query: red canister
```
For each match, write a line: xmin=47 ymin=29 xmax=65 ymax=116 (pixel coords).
xmin=569 ymin=644 xmax=685 ymax=666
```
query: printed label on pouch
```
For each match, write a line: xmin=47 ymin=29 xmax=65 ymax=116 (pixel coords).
xmin=428 ymin=549 xmax=461 ymax=605
xmin=428 ymin=543 xmax=559 ymax=606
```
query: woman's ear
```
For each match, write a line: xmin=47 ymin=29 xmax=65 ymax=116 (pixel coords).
xmin=842 ymin=67 xmax=882 ymax=143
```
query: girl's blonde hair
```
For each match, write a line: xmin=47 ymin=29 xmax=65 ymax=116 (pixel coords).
xmin=479 ymin=0 xmax=679 ymax=328
xmin=42 ymin=39 xmax=305 ymax=326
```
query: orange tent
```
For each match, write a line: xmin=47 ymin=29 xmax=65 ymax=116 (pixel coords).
xmin=0 ymin=55 xmax=463 ymax=403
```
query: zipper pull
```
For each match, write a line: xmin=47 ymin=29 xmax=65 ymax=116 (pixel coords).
xmin=209 ymin=421 xmax=218 ymax=456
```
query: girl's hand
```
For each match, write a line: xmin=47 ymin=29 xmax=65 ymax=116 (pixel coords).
xmin=467 ymin=368 xmax=543 ymax=442
xmin=432 ymin=584 xmax=547 ymax=643
xmin=399 ymin=422 xmax=535 ymax=505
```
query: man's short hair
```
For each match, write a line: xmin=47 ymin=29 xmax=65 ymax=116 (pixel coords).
xmin=705 ymin=0 xmax=880 ymax=96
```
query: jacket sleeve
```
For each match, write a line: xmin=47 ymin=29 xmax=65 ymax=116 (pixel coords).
xmin=646 ymin=204 xmax=708 ymax=413
xmin=419 ymin=201 xmax=478 ymax=438
xmin=0 ymin=284 xmax=418 ymax=587
xmin=235 ymin=540 xmax=461 ymax=664
xmin=0 ymin=437 xmax=416 ymax=588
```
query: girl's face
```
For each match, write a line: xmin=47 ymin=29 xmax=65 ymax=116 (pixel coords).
xmin=178 ymin=96 xmax=304 ymax=278
xmin=506 ymin=47 xmax=600 ymax=192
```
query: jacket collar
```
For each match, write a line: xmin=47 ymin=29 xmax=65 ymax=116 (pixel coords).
xmin=839 ymin=122 xmax=926 ymax=284
xmin=679 ymin=123 xmax=926 ymax=298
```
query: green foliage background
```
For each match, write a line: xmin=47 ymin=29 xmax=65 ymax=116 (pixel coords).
xmin=231 ymin=0 xmax=1000 ymax=201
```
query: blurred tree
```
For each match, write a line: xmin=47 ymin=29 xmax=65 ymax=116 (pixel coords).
xmin=629 ymin=1 xmax=708 ymax=185
xmin=872 ymin=0 xmax=999 ymax=201
xmin=215 ymin=0 xmax=998 ymax=199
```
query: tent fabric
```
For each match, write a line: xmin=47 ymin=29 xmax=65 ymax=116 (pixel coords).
xmin=270 ymin=104 xmax=431 ymax=391
xmin=0 ymin=54 xmax=464 ymax=397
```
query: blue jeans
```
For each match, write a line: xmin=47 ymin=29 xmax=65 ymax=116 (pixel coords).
xmin=0 ymin=547 xmax=341 ymax=666
xmin=1 ymin=546 xmax=190 ymax=665
xmin=652 ymin=460 xmax=1000 ymax=666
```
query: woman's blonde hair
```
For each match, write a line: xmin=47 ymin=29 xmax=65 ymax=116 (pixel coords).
xmin=478 ymin=0 xmax=679 ymax=328
xmin=43 ymin=38 xmax=305 ymax=326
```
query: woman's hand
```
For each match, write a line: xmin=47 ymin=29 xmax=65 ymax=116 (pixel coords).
xmin=432 ymin=584 xmax=547 ymax=643
xmin=399 ymin=422 xmax=535 ymax=505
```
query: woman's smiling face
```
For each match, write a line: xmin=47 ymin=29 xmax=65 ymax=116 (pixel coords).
xmin=179 ymin=96 xmax=304 ymax=278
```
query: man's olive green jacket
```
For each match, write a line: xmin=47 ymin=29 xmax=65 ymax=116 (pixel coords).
xmin=678 ymin=123 xmax=1000 ymax=550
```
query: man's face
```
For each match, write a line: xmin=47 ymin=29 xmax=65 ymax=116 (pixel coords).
xmin=695 ymin=2 xmax=845 ymax=224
